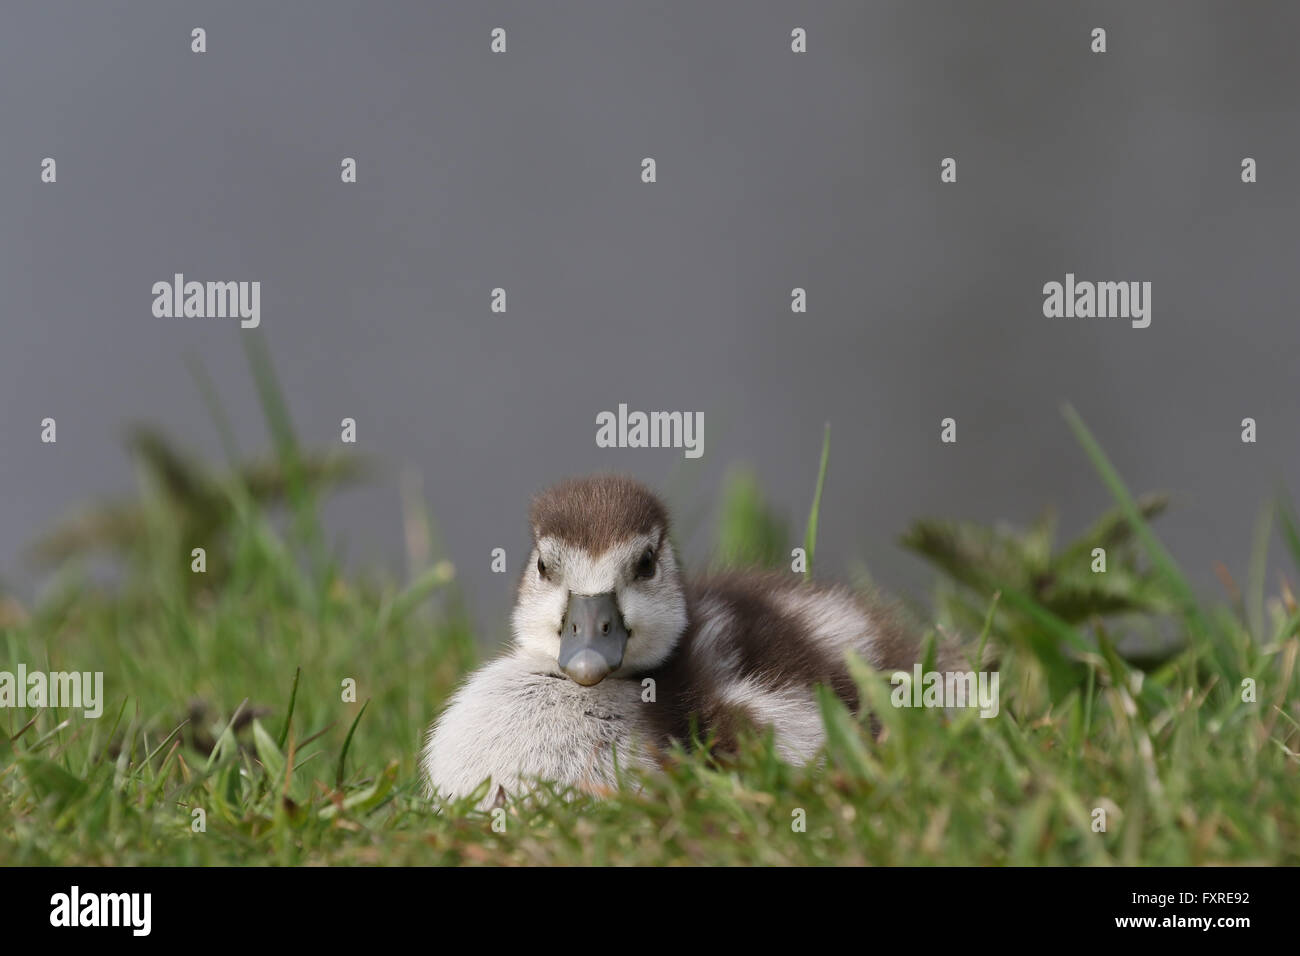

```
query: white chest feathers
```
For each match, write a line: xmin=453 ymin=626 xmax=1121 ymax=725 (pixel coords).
xmin=421 ymin=651 xmax=659 ymax=806
xmin=422 ymin=576 xmax=936 ymax=807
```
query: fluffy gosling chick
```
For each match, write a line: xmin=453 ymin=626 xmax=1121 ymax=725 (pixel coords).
xmin=422 ymin=474 xmax=952 ymax=806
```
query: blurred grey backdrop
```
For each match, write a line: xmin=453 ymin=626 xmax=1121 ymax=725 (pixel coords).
xmin=2 ymin=1 xmax=1297 ymax=644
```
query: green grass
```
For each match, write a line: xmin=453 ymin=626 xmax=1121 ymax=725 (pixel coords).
xmin=1 ymin=370 xmax=1297 ymax=864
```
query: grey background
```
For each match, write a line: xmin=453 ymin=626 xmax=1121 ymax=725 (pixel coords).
xmin=2 ymin=1 xmax=1297 ymax=645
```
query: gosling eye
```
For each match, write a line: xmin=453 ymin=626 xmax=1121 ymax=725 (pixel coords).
xmin=634 ymin=547 xmax=656 ymax=580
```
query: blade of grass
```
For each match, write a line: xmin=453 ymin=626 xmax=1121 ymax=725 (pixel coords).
xmin=277 ymin=667 xmax=301 ymax=749
xmin=1062 ymin=405 xmax=1211 ymax=641
xmin=1247 ymin=505 xmax=1273 ymax=640
xmin=974 ymin=590 xmax=1000 ymax=667
xmin=140 ymin=719 xmax=189 ymax=768
xmin=185 ymin=353 xmax=244 ymax=467
xmin=243 ymin=334 xmax=328 ymax=581
xmin=803 ymin=423 xmax=831 ymax=580
xmin=1277 ymin=487 xmax=1300 ymax=575
xmin=204 ymin=698 xmax=248 ymax=772
xmin=335 ymin=698 xmax=370 ymax=789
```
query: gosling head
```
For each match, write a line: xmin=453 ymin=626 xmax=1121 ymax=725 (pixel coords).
xmin=512 ymin=475 xmax=689 ymax=686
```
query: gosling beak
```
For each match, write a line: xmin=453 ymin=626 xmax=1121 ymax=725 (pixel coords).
xmin=558 ymin=591 xmax=628 ymax=686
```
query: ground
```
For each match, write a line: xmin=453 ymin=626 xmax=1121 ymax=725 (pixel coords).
xmin=1 ymin=404 xmax=1296 ymax=865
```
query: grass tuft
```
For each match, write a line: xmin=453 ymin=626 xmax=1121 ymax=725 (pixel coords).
xmin=1 ymin=395 xmax=1296 ymax=864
